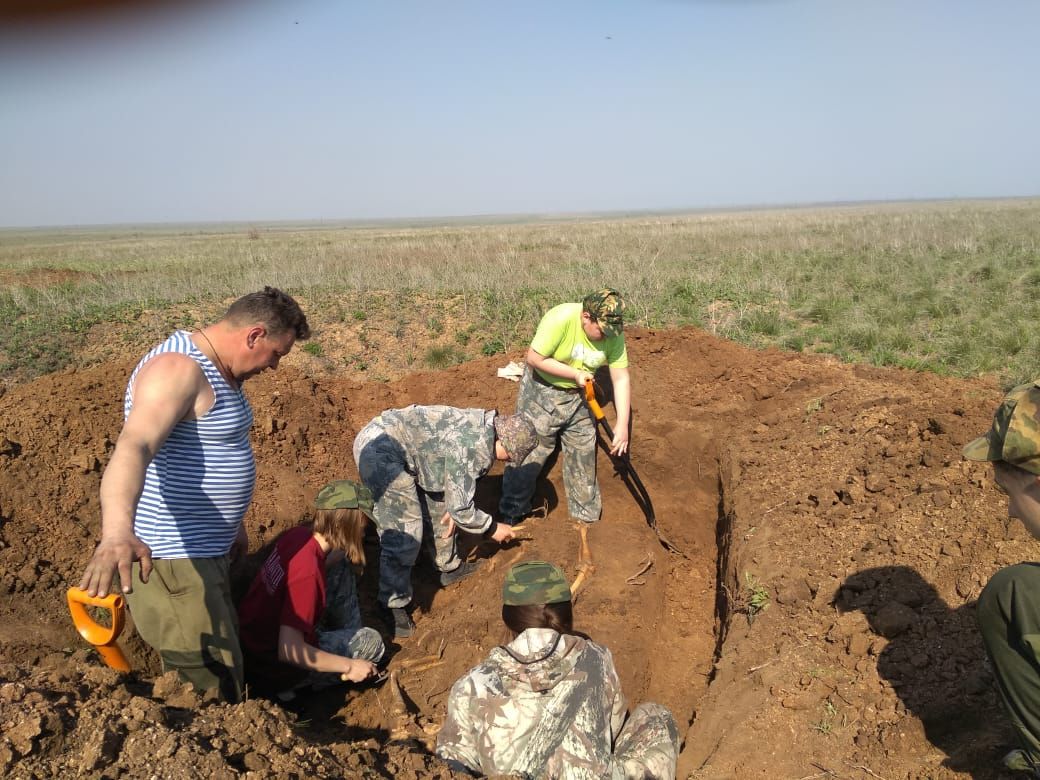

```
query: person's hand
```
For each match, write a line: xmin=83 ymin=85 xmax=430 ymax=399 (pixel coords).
xmin=490 ymin=522 xmax=516 ymax=543
xmin=609 ymin=428 xmax=630 ymax=457
xmin=79 ymin=532 xmax=153 ymax=597
xmin=230 ymin=524 xmax=249 ymax=563
xmin=440 ymin=511 xmax=457 ymax=539
xmin=574 ymin=370 xmax=593 ymax=388
xmin=340 ymin=658 xmax=377 ymax=683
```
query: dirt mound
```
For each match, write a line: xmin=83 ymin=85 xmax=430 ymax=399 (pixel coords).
xmin=0 ymin=327 xmax=1021 ymax=778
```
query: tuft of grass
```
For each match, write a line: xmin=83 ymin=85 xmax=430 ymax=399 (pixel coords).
xmin=302 ymin=342 xmax=323 ymax=357
xmin=481 ymin=337 xmax=505 ymax=356
xmin=743 ymin=572 xmax=770 ymax=624
xmin=804 ymin=397 xmax=824 ymax=419
xmin=811 ymin=701 xmax=839 ymax=735
xmin=425 ymin=345 xmax=467 ymax=369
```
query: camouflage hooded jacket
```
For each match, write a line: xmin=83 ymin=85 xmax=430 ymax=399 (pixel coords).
xmin=377 ymin=405 xmax=498 ymax=534
xmin=436 ymin=627 xmax=628 ymax=778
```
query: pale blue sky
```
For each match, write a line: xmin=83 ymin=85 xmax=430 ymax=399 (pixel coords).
xmin=1 ymin=0 xmax=1037 ymax=227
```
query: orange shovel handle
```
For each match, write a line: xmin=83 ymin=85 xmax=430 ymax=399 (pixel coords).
xmin=584 ymin=380 xmax=605 ymax=421
xmin=66 ymin=587 xmax=131 ymax=672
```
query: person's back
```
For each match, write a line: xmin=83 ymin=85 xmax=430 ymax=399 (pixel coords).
xmin=439 ymin=627 xmax=624 ymax=778
xmin=437 ymin=561 xmax=679 ymax=780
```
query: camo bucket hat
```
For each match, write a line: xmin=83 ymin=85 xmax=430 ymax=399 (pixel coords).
xmin=493 ymin=413 xmax=538 ymax=466
xmin=502 ymin=561 xmax=572 ymax=606
xmin=314 ymin=479 xmax=375 ymax=519
xmin=963 ymin=381 xmax=1040 ymax=475
xmin=582 ymin=288 xmax=625 ymax=337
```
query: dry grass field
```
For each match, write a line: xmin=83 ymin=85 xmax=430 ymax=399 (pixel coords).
xmin=2 ymin=198 xmax=1039 ymax=387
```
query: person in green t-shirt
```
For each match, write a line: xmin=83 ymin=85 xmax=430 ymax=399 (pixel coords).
xmin=499 ymin=289 xmax=630 ymax=525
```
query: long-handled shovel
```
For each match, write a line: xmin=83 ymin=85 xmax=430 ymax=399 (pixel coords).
xmin=66 ymin=587 xmax=132 ymax=672
xmin=584 ymin=380 xmax=686 ymax=558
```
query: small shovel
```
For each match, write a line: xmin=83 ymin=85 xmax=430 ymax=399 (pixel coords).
xmin=66 ymin=587 xmax=131 ymax=672
xmin=584 ymin=380 xmax=686 ymax=558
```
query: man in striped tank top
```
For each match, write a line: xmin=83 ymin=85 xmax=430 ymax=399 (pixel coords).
xmin=79 ymin=287 xmax=310 ymax=702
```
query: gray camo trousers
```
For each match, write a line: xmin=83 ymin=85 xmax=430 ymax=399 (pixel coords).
xmin=354 ymin=420 xmax=462 ymax=609
xmin=499 ymin=367 xmax=601 ymax=523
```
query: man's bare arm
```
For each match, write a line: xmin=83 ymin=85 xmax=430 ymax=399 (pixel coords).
xmin=79 ymin=353 xmax=204 ymax=596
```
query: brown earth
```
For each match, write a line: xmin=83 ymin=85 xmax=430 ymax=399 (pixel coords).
xmin=0 ymin=326 xmax=1026 ymax=779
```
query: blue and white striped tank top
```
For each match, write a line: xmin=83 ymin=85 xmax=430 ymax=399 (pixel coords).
xmin=126 ymin=330 xmax=256 ymax=558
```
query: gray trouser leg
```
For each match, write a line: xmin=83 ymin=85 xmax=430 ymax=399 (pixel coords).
xmin=559 ymin=406 xmax=601 ymax=523
xmin=419 ymin=490 xmax=462 ymax=573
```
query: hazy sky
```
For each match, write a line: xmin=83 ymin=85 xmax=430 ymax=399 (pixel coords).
xmin=1 ymin=0 xmax=1037 ymax=227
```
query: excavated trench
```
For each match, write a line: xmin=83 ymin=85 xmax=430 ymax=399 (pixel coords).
xmin=13 ymin=323 xmax=996 ymax=778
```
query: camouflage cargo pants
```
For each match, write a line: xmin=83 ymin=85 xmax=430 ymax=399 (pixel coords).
xmin=354 ymin=420 xmax=462 ymax=609
xmin=612 ymin=702 xmax=680 ymax=780
xmin=499 ymin=366 xmax=601 ymax=523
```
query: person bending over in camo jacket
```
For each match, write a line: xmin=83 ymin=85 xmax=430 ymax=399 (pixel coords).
xmin=353 ymin=406 xmax=538 ymax=639
xmin=437 ymin=560 xmax=679 ymax=779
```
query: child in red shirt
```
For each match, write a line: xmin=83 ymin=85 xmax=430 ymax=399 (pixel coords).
xmin=238 ymin=480 xmax=384 ymax=697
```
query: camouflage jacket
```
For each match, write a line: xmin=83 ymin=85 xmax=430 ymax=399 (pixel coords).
xmin=436 ymin=628 xmax=628 ymax=779
xmin=378 ymin=405 xmax=497 ymax=534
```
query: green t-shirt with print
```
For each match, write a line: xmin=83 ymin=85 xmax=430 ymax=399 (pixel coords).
xmin=529 ymin=302 xmax=628 ymax=389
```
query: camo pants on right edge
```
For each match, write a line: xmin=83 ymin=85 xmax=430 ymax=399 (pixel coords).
xmin=977 ymin=562 xmax=1040 ymax=766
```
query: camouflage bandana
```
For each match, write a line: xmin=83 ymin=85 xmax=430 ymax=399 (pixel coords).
xmin=582 ymin=288 xmax=625 ymax=337
xmin=493 ymin=413 xmax=538 ymax=466
xmin=502 ymin=560 xmax=572 ymax=606
xmin=963 ymin=381 xmax=1040 ymax=475
xmin=314 ymin=479 xmax=375 ymax=519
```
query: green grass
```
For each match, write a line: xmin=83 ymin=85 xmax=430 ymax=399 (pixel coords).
xmin=424 ymin=345 xmax=467 ymax=369
xmin=3 ymin=199 xmax=1040 ymax=386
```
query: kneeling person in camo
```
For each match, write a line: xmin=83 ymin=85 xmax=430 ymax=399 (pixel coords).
xmin=437 ymin=560 xmax=679 ymax=778
xmin=353 ymin=406 xmax=538 ymax=638
xmin=237 ymin=480 xmax=383 ymax=699
xmin=965 ymin=381 xmax=1040 ymax=776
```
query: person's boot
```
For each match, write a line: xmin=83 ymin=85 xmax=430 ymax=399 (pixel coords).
xmin=1003 ymin=748 xmax=1040 ymax=776
xmin=440 ymin=560 xmax=480 ymax=587
xmin=381 ymin=606 xmax=415 ymax=639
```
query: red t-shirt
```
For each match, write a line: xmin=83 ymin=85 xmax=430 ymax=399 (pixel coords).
xmin=238 ymin=526 xmax=326 ymax=660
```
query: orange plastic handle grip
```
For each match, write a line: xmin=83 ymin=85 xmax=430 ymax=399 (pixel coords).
xmin=66 ymin=587 xmax=131 ymax=672
xmin=584 ymin=380 xmax=605 ymax=421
